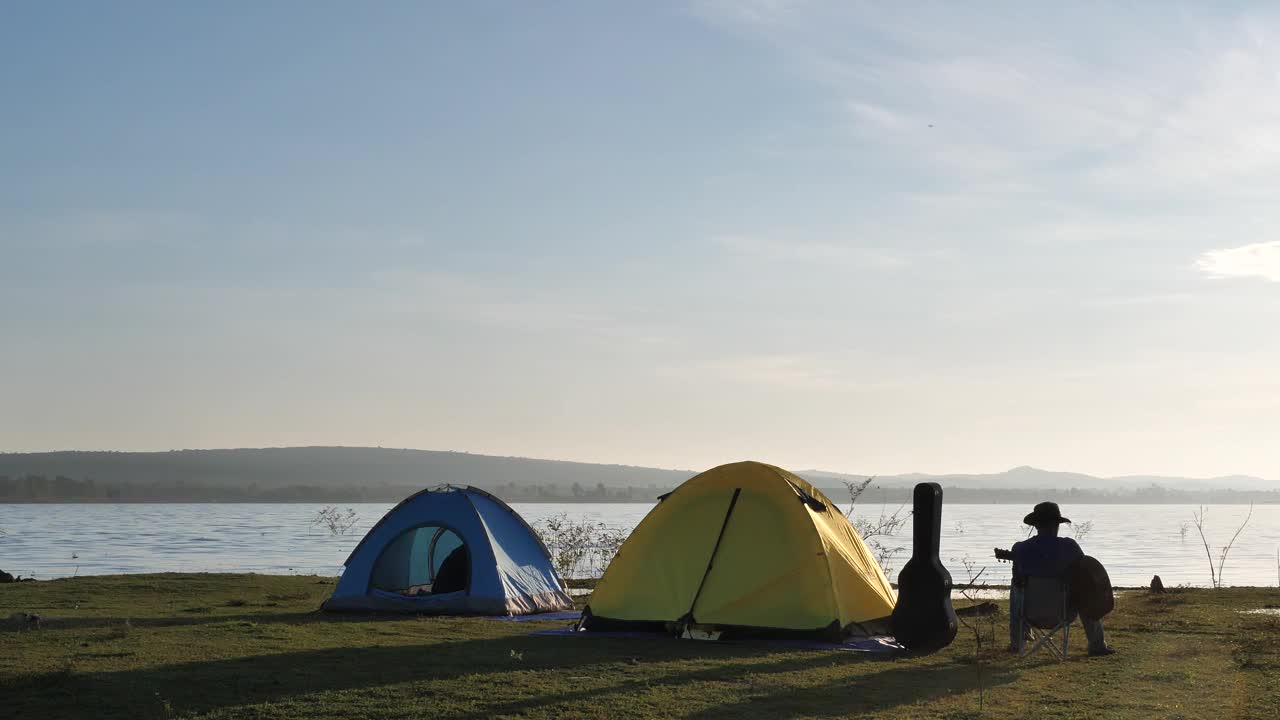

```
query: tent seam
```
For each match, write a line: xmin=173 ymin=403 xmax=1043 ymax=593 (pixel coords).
xmin=769 ymin=465 xmax=843 ymax=627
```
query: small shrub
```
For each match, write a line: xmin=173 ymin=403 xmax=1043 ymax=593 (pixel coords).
xmin=842 ymin=478 xmax=909 ymax=577
xmin=311 ymin=506 xmax=359 ymax=536
xmin=1070 ymin=520 xmax=1094 ymax=542
xmin=531 ymin=514 xmax=628 ymax=579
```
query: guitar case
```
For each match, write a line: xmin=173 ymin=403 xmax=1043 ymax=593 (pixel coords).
xmin=889 ymin=482 xmax=958 ymax=651
xmin=1069 ymin=555 xmax=1114 ymax=620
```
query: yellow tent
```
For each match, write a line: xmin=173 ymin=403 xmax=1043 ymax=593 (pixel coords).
xmin=582 ymin=461 xmax=896 ymax=638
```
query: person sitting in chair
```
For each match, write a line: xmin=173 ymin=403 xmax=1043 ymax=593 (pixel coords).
xmin=1007 ymin=502 xmax=1114 ymax=656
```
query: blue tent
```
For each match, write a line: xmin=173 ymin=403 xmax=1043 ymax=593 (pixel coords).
xmin=324 ymin=485 xmax=573 ymax=615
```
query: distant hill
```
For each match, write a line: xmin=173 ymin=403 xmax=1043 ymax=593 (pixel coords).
xmin=799 ymin=465 xmax=1280 ymax=492
xmin=0 ymin=447 xmax=694 ymax=495
xmin=1 ymin=448 xmax=1277 ymax=503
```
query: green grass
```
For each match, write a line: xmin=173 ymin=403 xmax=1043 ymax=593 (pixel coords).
xmin=4 ymin=574 xmax=1280 ymax=719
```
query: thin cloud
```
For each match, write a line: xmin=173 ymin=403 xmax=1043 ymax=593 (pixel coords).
xmin=713 ymin=235 xmax=909 ymax=269
xmin=370 ymin=270 xmax=676 ymax=346
xmin=6 ymin=212 xmax=205 ymax=250
xmin=687 ymin=0 xmax=805 ymax=30
xmin=694 ymin=2 xmax=1280 ymax=195
xmin=845 ymin=100 xmax=910 ymax=131
xmin=1082 ymin=292 xmax=1196 ymax=308
xmin=666 ymin=353 xmax=903 ymax=393
xmin=1197 ymin=241 xmax=1280 ymax=282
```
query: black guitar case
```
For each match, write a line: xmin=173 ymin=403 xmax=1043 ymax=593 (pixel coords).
xmin=890 ymin=482 xmax=958 ymax=651
xmin=1069 ymin=555 xmax=1114 ymax=620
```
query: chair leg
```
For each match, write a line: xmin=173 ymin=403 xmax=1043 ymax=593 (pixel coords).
xmin=1022 ymin=628 xmax=1053 ymax=658
xmin=1020 ymin=624 xmax=1070 ymax=660
xmin=1047 ymin=634 xmax=1064 ymax=660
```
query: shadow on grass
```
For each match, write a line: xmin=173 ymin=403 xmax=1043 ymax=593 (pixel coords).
xmin=0 ymin=633 xmax=729 ymax=718
xmin=684 ymin=661 xmax=1018 ymax=720
xmin=2 ymin=611 xmax=343 ymax=634
xmin=448 ymin=646 xmax=1017 ymax=720
xmin=5 ymin=623 xmax=1021 ymax=720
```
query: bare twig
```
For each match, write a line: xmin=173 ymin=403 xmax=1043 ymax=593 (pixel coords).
xmin=954 ymin=558 xmax=990 ymax=714
xmin=954 ymin=562 xmax=987 ymax=594
xmin=1192 ymin=505 xmax=1254 ymax=588
xmin=843 ymin=477 xmax=875 ymax=507
xmin=1192 ymin=506 xmax=1217 ymax=587
xmin=1214 ymin=504 xmax=1253 ymax=588
xmin=1069 ymin=520 xmax=1094 ymax=542
xmin=842 ymin=478 xmax=910 ymax=577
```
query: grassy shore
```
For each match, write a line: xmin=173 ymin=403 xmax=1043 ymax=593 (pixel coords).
xmin=4 ymin=574 xmax=1279 ymax=719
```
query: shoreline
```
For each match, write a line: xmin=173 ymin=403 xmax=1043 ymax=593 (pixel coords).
xmin=4 ymin=498 xmax=1277 ymax=505
xmin=0 ymin=572 xmax=1249 ymax=592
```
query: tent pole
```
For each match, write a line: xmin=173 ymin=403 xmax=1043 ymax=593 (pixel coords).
xmin=682 ymin=488 xmax=742 ymax=627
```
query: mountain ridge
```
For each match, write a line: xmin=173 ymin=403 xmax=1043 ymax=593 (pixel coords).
xmin=2 ymin=446 xmax=1276 ymax=492
xmin=798 ymin=465 xmax=1280 ymax=491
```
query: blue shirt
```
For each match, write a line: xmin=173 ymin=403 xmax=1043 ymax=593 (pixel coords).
xmin=1012 ymin=534 xmax=1083 ymax=579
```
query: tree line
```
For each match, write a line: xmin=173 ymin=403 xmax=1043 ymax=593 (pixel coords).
xmin=5 ymin=472 xmax=1280 ymax=504
xmin=0 ymin=474 xmax=671 ymax=503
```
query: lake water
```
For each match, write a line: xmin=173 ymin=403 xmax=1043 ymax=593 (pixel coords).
xmin=2 ymin=503 xmax=1277 ymax=588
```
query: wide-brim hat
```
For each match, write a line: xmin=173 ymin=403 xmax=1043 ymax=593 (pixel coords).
xmin=1024 ymin=501 xmax=1071 ymax=526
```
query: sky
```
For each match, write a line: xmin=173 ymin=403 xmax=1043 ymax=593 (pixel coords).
xmin=4 ymin=1 xmax=1280 ymax=479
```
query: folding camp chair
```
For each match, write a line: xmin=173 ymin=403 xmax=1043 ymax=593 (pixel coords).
xmin=1015 ymin=576 xmax=1075 ymax=660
